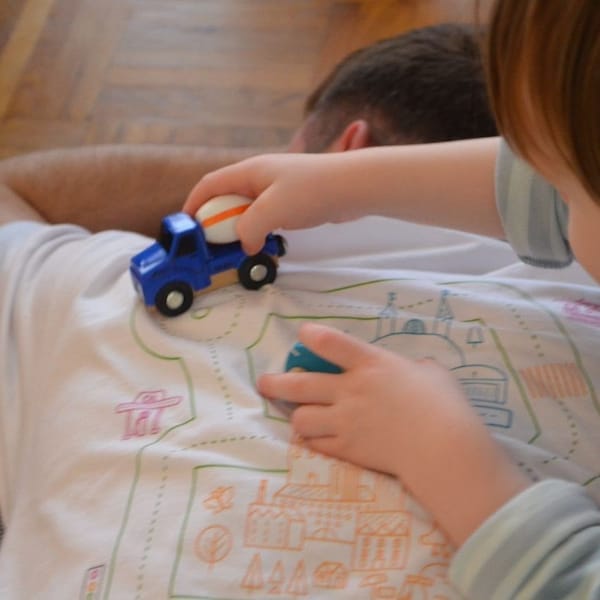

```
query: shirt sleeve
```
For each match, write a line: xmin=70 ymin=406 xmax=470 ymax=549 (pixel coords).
xmin=450 ymin=479 xmax=600 ymax=599
xmin=496 ymin=140 xmax=573 ymax=268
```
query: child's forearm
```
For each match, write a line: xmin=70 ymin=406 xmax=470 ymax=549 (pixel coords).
xmin=400 ymin=423 xmax=530 ymax=548
xmin=185 ymin=137 xmax=504 ymax=255
xmin=0 ymin=145 xmax=259 ymax=232
xmin=333 ymin=137 xmax=503 ymax=239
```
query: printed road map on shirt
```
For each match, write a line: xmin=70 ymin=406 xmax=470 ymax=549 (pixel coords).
xmin=97 ymin=271 xmax=600 ymax=600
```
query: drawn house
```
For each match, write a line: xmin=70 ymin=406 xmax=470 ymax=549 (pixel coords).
xmin=372 ymin=289 xmax=514 ymax=429
xmin=275 ymin=455 xmax=373 ymax=543
xmin=452 ymin=364 xmax=511 ymax=428
xmin=352 ymin=511 xmax=411 ymax=570
xmin=245 ymin=481 xmax=305 ymax=550
xmin=244 ymin=442 xmax=411 ymax=574
xmin=313 ymin=562 xmax=349 ymax=589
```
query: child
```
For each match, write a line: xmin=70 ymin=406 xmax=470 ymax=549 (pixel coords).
xmin=183 ymin=1 xmax=600 ymax=596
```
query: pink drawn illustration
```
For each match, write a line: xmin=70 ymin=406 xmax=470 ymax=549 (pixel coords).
xmin=79 ymin=564 xmax=105 ymax=600
xmin=563 ymin=298 xmax=600 ymax=327
xmin=115 ymin=389 xmax=182 ymax=439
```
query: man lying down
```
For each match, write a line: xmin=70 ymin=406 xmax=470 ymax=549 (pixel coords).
xmin=1 ymin=201 xmax=599 ymax=598
xmin=2 ymin=18 xmax=600 ymax=599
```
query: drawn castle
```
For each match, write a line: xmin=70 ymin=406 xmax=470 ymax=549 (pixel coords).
xmin=375 ymin=290 xmax=511 ymax=428
xmin=245 ymin=443 xmax=411 ymax=574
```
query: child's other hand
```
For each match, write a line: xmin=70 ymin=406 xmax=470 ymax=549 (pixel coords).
xmin=183 ymin=153 xmax=364 ymax=255
xmin=259 ymin=322 xmax=477 ymax=477
xmin=258 ymin=322 xmax=529 ymax=546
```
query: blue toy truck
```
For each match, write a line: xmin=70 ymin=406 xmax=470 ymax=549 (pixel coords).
xmin=130 ymin=212 xmax=286 ymax=316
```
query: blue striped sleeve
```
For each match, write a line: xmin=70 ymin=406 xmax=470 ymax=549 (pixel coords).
xmin=496 ymin=140 xmax=573 ymax=268
xmin=450 ymin=480 xmax=600 ymax=599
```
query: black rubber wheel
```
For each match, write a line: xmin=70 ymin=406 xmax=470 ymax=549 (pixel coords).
xmin=237 ymin=253 xmax=277 ymax=290
xmin=155 ymin=281 xmax=194 ymax=317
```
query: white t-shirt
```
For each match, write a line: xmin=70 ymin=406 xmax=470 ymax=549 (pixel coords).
xmin=1 ymin=221 xmax=600 ymax=599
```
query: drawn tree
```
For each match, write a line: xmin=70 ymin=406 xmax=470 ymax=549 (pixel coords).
xmin=194 ymin=525 xmax=233 ymax=571
xmin=268 ymin=560 xmax=285 ymax=594
xmin=241 ymin=553 xmax=264 ymax=592
xmin=286 ymin=560 xmax=308 ymax=596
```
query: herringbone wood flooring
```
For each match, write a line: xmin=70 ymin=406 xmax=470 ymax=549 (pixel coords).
xmin=0 ymin=0 xmax=488 ymax=159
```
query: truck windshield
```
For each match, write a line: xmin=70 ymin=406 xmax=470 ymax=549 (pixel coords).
xmin=158 ymin=224 xmax=174 ymax=252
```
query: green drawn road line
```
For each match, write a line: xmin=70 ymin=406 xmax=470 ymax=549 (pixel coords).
xmin=322 ymin=277 xmax=415 ymax=293
xmin=584 ymin=474 xmax=600 ymax=487
xmin=169 ymin=464 xmax=288 ymax=599
xmin=248 ymin=312 xmax=379 ymax=350
xmin=489 ymin=326 xmax=541 ymax=442
xmin=103 ymin=306 xmax=197 ymax=599
xmin=461 ymin=317 xmax=540 ymax=442
xmin=246 ymin=313 xmax=379 ymax=422
xmin=324 ymin=277 xmax=594 ymax=408
xmin=445 ymin=280 xmax=598 ymax=415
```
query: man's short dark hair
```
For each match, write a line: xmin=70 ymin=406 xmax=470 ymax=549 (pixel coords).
xmin=302 ymin=23 xmax=497 ymax=151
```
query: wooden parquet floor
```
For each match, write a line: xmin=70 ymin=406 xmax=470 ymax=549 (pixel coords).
xmin=0 ymin=0 xmax=488 ymax=159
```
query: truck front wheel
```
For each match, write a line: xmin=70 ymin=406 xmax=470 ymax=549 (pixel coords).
xmin=238 ymin=254 xmax=277 ymax=290
xmin=155 ymin=282 xmax=194 ymax=317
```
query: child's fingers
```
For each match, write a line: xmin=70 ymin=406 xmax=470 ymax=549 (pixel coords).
xmin=258 ymin=372 xmax=338 ymax=406
xmin=236 ymin=187 xmax=284 ymax=255
xmin=182 ymin=161 xmax=259 ymax=215
xmin=298 ymin=322 xmax=381 ymax=372
xmin=291 ymin=404 xmax=336 ymax=438
xmin=300 ymin=435 xmax=343 ymax=461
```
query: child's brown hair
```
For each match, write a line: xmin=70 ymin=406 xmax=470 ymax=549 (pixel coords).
xmin=486 ymin=0 xmax=600 ymax=202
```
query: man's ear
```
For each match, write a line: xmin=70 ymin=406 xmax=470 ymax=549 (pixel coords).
xmin=329 ymin=119 xmax=372 ymax=151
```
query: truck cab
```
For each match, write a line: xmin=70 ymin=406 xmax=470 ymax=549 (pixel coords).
xmin=130 ymin=212 xmax=285 ymax=316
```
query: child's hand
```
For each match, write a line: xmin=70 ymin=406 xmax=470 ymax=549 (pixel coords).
xmin=259 ymin=322 xmax=478 ymax=476
xmin=183 ymin=153 xmax=366 ymax=254
xmin=259 ymin=322 xmax=530 ymax=546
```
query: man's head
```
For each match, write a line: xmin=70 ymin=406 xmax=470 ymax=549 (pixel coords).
xmin=288 ymin=22 xmax=497 ymax=153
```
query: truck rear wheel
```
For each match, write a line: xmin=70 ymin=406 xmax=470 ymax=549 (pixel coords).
xmin=155 ymin=282 xmax=194 ymax=316
xmin=238 ymin=254 xmax=277 ymax=290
